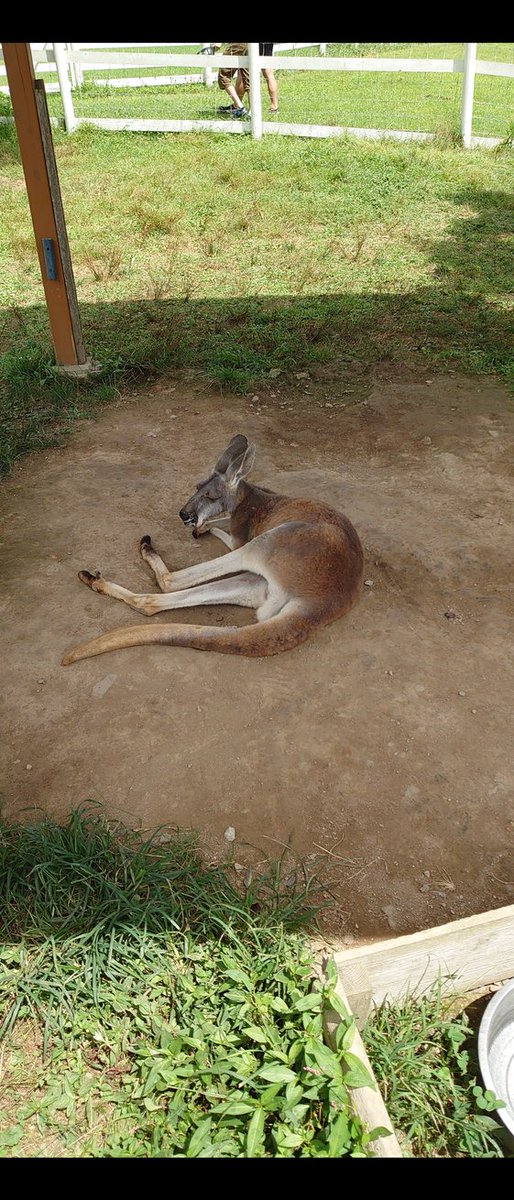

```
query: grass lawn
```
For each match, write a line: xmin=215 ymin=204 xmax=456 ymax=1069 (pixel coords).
xmin=0 ymin=61 xmax=513 ymax=475
xmin=0 ymin=808 xmax=508 ymax=1158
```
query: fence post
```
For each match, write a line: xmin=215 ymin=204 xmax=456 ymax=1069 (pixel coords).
xmin=66 ymin=43 xmax=77 ymax=89
xmin=460 ymin=42 xmax=477 ymax=148
xmin=69 ymin=43 xmax=83 ymax=87
xmin=201 ymin=43 xmax=213 ymax=86
xmin=53 ymin=42 xmax=76 ymax=131
xmin=319 ymin=44 xmax=327 ymax=55
xmin=248 ymin=42 xmax=262 ymax=139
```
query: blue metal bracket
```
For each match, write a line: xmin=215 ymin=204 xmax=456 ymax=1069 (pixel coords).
xmin=42 ymin=238 xmax=57 ymax=281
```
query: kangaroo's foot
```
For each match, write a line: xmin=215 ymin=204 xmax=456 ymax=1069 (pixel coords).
xmin=78 ymin=569 xmax=106 ymax=594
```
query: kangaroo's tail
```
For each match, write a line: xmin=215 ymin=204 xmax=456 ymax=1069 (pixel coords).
xmin=62 ymin=603 xmax=317 ymax=665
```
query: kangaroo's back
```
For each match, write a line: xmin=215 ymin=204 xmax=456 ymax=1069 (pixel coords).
xmin=231 ymin=484 xmax=361 ymax=548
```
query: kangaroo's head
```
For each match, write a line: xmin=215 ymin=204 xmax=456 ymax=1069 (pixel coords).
xmin=179 ymin=434 xmax=256 ymax=534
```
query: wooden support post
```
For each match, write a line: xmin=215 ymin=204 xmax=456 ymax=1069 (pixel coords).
xmin=1 ymin=42 xmax=89 ymax=370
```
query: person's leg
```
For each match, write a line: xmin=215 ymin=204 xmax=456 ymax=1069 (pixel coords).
xmin=218 ymin=44 xmax=247 ymax=112
xmin=235 ymin=70 xmax=245 ymax=101
xmin=236 ymin=55 xmax=250 ymax=109
xmin=218 ymin=70 xmax=243 ymax=109
xmin=262 ymin=67 xmax=278 ymax=112
xmin=222 ymin=78 xmax=244 ymax=108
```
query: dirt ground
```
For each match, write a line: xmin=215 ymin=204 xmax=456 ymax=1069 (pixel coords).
xmin=1 ymin=365 xmax=513 ymax=938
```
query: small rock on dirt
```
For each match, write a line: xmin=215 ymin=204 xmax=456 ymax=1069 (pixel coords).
xmin=403 ymin=784 xmax=420 ymax=801
xmin=381 ymin=905 xmax=398 ymax=930
xmin=224 ymin=826 xmax=236 ymax=842
xmin=92 ymin=674 xmax=117 ymax=699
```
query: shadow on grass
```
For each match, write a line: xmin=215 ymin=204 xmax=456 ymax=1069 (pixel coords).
xmin=1 ymin=184 xmax=513 ymax=475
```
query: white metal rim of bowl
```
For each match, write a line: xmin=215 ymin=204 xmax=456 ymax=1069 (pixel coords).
xmin=478 ymin=977 xmax=514 ymax=1138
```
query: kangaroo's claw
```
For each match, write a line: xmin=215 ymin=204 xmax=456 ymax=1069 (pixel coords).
xmin=78 ymin=569 xmax=103 ymax=590
xmin=140 ymin=535 xmax=155 ymax=556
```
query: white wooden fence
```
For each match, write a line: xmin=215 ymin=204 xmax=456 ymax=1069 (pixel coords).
xmin=1 ymin=43 xmax=513 ymax=148
xmin=0 ymin=43 xmax=327 ymax=91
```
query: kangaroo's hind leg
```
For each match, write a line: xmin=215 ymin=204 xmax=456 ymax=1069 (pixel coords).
xmin=77 ymin=570 xmax=267 ymax=616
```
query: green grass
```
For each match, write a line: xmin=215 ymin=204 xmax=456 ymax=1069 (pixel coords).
xmin=363 ymin=988 xmax=510 ymax=1158
xmin=0 ymin=807 xmax=508 ymax=1157
xmin=0 ymin=806 xmax=380 ymax=1158
xmin=1 ymin=101 xmax=513 ymax=475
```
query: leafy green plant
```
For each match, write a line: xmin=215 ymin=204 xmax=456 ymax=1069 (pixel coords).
xmin=0 ymin=807 xmax=510 ymax=1157
xmin=0 ymin=805 xmax=383 ymax=1158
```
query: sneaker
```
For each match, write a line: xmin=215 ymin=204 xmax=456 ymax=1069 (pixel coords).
xmin=230 ymin=105 xmax=248 ymax=119
xmin=217 ymin=104 xmax=233 ymax=113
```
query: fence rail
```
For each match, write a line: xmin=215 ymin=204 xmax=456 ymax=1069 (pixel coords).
xmin=1 ymin=43 xmax=513 ymax=147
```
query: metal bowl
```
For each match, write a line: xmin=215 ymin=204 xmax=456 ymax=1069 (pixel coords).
xmin=478 ymin=978 xmax=514 ymax=1137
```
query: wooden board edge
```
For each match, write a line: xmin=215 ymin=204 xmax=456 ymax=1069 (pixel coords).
xmin=332 ymin=904 xmax=514 ymax=1017
xmin=323 ymin=975 xmax=403 ymax=1158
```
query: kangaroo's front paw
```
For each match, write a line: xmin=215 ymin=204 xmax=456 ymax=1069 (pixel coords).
xmin=78 ymin=569 xmax=104 ymax=592
xmin=140 ymin=534 xmax=155 ymax=557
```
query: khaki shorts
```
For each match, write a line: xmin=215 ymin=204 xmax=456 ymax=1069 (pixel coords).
xmin=218 ymin=42 xmax=249 ymax=94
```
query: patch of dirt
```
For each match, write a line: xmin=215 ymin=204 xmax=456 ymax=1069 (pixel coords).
xmin=1 ymin=370 xmax=513 ymax=937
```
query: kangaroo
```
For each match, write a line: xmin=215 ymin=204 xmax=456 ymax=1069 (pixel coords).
xmin=62 ymin=434 xmax=363 ymax=665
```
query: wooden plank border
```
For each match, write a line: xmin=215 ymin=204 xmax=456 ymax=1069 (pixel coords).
xmin=323 ymin=977 xmax=403 ymax=1157
xmin=333 ymin=904 xmax=514 ymax=1020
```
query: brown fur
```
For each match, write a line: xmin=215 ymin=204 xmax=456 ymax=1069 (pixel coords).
xmin=62 ymin=437 xmax=363 ymax=666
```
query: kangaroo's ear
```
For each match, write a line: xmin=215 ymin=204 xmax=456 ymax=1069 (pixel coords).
xmin=214 ymin=435 xmax=256 ymax=483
